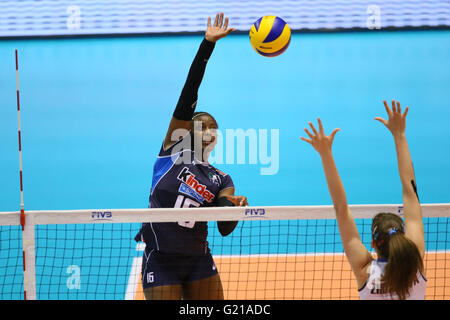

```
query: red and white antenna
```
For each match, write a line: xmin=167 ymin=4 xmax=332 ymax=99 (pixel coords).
xmin=15 ymin=49 xmax=25 ymax=231
xmin=15 ymin=49 xmax=36 ymax=300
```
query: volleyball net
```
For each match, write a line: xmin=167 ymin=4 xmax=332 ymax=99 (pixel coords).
xmin=0 ymin=203 xmax=449 ymax=300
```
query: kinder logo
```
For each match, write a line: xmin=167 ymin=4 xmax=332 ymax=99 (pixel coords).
xmin=91 ymin=211 xmax=112 ymax=221
xmin=177 ymin=167 xmax=215 ymax=203
xmin=244 ymin=208 xmax=266 ymax=218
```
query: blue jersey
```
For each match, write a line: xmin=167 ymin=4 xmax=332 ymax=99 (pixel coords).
xmin=137 ymin=136 xmax=234 ymax=255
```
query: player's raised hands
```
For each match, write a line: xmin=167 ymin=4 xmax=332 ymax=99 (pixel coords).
xmin=301 ymin=118 xmax=340 ymax=155
xmin=205 ymin=12 xmax=236 ymax=42
xmin=375 ymin=100 xmax=409 ymax=137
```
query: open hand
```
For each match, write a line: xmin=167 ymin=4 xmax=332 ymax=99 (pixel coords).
xmin=205 ymin=13 xmax=236 ymax=43
xmin=375 ymin=100 xmax=409 ymax=137
xmin=300 ymin=118 xmax=340 ymax=155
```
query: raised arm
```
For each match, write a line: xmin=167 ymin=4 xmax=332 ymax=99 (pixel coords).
xmin=163 ymin=13 xmax=235 ymax=150
xmin=301 ymin=119 xmax=372 ymax=287
xmin=375 ymin=100 xmax=425 ymax=258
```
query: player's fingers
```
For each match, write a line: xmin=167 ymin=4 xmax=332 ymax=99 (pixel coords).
xmin=300 ymin=136 xmax=312 ymax=145
xmin=304 ymin=128 xmax=314 ymax=139
xmin=231 ymin=196 xmax=245 ymax=207
xmin=309 ymin=122 xmax=319 ymax=136
xmin=392 ymin=99 xmax=397 ymax=113
xmin=226 ymin=27 xmax=236 ymax=35
xmin=396 ymin=101 xmax=402 ymax=114
xmin=223 ymin=17 xmax=229 ymax=30
xmin=403 ymin=106 xmax=409 ymax=118
xmin=207 ymin=17 xmax=211 ymax=28
xmin=317 ymin=118 xmax=325 ymax=135
xmin=383 ymin=100 xmax=392 ymax=117
xmin=374 ymin=117 xmax=387 ymax=126
xmin=330 ymin=128 xmax=340 ymax=142
xmin=214 ymin=13 xmax=219 ymax=27
xmin=218 ymin=12 xmax=224 ymax=28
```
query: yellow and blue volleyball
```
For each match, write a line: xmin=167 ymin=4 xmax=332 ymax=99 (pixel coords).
xmin=249 ymin=16 xmax=291 ymax=57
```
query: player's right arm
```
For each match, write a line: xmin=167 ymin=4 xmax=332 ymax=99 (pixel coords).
xmin=301 ymin=119 xmax=372 ymax=288
xmin=163 ymin=13 xmax=235 ymax=150
xmin=375 ymin=100 xmax=425 ymax=258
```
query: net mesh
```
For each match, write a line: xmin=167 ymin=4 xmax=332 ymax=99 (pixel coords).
xmin=1 ymin=206 xmax=449 ymax=300
xmin=0 ymin=225 xmax=24 ymax=299
xmin=35 ymin=223 xmax=140 ymax=300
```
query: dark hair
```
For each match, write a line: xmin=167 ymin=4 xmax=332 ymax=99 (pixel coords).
xmin=191 ymin=111 xmax=218 ymax=129
xmin=371 ymin=212 xmax=424 ymax=300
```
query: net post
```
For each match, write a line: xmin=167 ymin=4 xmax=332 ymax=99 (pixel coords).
xmin=21 ymin=211 xmax=37 ymax=300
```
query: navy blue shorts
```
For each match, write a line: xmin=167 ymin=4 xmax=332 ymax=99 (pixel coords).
xmin=141 ymin=249 xmax=219 ymax=289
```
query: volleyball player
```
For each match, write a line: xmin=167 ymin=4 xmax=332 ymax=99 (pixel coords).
xmin=135 ymin=13 xmax=247 ymax=300
xmin=300 ymin=100 xmax=426 ymax=300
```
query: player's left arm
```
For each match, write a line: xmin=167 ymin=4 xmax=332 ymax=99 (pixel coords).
xmin=216 ymin=188 xmax=248 ymax=236
xmin=218 ymin=187 xmax=248 ymax=206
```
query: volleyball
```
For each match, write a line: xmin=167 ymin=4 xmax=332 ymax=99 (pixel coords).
xmin=249 ymin=16 xmax=291 ymax=57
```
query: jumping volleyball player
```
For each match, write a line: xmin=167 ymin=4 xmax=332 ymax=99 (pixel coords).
xmin=135 ymin=13 xmax=247 ymax=300
xmin=301 ymin=100 xmax=426 ymax=300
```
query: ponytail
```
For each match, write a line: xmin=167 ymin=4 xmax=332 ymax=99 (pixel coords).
xmin=382 ymin=232 xmax=424 ymax=300
xmin=372 ymin=212 xmax=424 ymax=300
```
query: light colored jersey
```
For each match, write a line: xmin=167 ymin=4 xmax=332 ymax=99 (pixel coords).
xmin=359 ymin=259 xmax=426 ymax=300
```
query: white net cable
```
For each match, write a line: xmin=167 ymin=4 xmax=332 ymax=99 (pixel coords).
xmin=0 ymin=203 xmax=449 ymax=300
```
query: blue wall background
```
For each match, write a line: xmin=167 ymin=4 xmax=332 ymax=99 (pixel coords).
xmin=1 ymin=30 xmax=449 ymax=212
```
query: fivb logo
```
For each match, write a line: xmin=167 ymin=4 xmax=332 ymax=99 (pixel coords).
xmin=91 ymin=211 xmax=112 ymax=221
xmin=244 ymin=208 xmax=266 ymax=218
